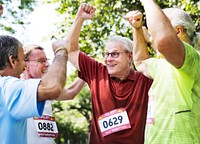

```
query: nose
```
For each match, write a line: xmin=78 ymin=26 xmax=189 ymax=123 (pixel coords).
xmin=44 ymin=60 xmax=50 ymax=67
xmin=106 ymin=54 xmax=114 ymax=60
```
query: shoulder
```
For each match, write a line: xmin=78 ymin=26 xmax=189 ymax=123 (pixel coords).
xmin=129 ymin=69 xmax=152 ymax=82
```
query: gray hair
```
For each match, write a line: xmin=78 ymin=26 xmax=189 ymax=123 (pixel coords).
xmin=163 ymin=8 xmax=200 ymax=50
xmin=0 ymin=35 xmax=23 ymax=70
xmin=23 ymin=45 xmax=44 ymax=61
xmin=106 ymin=35 xmax=133 ymax=52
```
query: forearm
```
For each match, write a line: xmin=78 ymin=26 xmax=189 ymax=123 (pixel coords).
xmin=65 ymin=16 xmax=84 ymax=52
xmin=66 ymin=3 xmax=96 ymax=53
xmin=141 ymin=0 xmax=175 ymax=46
xmin=57 ymin=78 xmax=85 ymax=100
xmin=65 ymin=4 xmax=96 ymax=70
xmin=141 ymin=0 xmax=185 ymax=67
xmin=65 ymin=15 xmax=85 ymax=70
xmin=38 ymin=51 xmax=67 ymax=101
xmin=133 ymin=27 xmax=150 ymax=69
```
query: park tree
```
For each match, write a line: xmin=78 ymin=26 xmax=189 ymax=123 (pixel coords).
xmin=0 ymin=0 xmax=36 ymax=34
xmin=52 ymin=73 xmax=92 ymax=144
xmin=47 ymin=0 xmax=199 ymax=56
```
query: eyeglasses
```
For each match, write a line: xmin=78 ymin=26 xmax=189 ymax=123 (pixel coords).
xmin=26 ymin=58 xmax=50 ymax=65
xmin=102 ymin=51 xmax=128 ymax=59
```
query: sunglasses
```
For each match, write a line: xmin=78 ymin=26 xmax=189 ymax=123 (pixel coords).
xmin=102 ymin=51 xmax=128 ymax=59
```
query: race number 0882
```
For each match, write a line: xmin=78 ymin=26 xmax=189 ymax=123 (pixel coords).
xmin=38 ymin=122 xmax=54 ymax=131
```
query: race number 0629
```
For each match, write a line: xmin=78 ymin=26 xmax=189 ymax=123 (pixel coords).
xmin=98 ymin=108 xmax=131 ymax=134
xmin=102 ymin=115 xmax=123 ymax=128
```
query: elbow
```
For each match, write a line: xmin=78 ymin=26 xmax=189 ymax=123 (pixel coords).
xmin=38 ymin=83 xmax=64 ymax=101
xmin=67 ymin=90 xmax=77 ymax=100
xmin=154 ymin=32 xmax=176 ymax=53
xmin=67 ymin=40 xmax=79 ymax=52
xmin=68 ymin=96 xmax=75 ymax=100
xmin=49 ymin=86 xmax=63 ymax=100
xmin=156 ymin=40 xmax=166 ymax=53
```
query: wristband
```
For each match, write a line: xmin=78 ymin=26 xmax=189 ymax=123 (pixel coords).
xmin=54 ymin=46 xmax=68 ymax=58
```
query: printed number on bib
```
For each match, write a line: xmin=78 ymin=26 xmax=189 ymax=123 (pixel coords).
xmin=98 ymin=108 xmax=131 ymax=137
xmin=33 ymin=115 xmax=58 ymax=138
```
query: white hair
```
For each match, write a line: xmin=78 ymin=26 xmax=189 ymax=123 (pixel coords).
xmin=163 ymin=8 xmax=200 ymax=51
xmin=106 ymin=35 xmax=133 ymax=52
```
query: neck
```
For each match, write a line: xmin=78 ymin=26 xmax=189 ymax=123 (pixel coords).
xmin=21 ymin=70 xmax=31 ymax=79
xmin=115 ymin=69 xmax=131 ymax=81
xmin=0 ymin=67 xmax=13 ymax=77
xmin=180 ymin=33 xmax=192 ymax=46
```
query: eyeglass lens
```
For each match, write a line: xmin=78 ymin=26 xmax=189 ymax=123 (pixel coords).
xmin=102 ymin=52 xmax=121 ymax=59
xmin=37 ymin=58 xmax=49 ymax=64
xmin=27 ymin=58 xmax=49 ymax=64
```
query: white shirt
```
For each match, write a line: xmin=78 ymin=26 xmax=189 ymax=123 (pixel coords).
xmin=27 ymin=100 xmax=55 ymax=144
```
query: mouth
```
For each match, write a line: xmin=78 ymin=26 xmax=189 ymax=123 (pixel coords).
xmin=42 ymin=69 xmax=48 ymax=73
xmin=107 ymin=63 xmax=117 ymax=68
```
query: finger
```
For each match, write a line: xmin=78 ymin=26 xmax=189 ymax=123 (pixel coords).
xmin=84 ymin=4 xmax=94 ymax=13
xmin=90 ymin=8 xmax=96 ymax=16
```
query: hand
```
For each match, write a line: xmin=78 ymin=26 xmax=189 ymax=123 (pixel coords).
xmin=76 ymin=3 xmax=96 ymax=20
xmin=52 ymin=39 xmax=68 ymax=54
xmin=0 ymin=4 xmax=3 ymax=16
xmin=125 ymin=10 xmax=143 ymax=29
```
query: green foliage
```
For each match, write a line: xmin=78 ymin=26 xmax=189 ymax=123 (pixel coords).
xmin=156 ymin=0 xmax=200 ymax=30
xmin=0 ymin=0 xmax=36 ymax=33
xmin=52 ymin=75 xmax=91 ymax=144
xmin=49 ymin=0 xmax=141 ymax=57
xmin=50 ymin=0 xmax=199 ymax=57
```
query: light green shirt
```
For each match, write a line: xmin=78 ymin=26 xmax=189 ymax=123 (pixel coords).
xmin=145 ymin=42 xmax=200 ymax=144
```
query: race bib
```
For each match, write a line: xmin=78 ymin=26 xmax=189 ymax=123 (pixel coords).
xmin=98 ymin=108 xmax=131 ymax=137
xmin=33 ymin=115 xmax=58 ymax=138
xmin=146 ymin=95 xmax=155 ymax=124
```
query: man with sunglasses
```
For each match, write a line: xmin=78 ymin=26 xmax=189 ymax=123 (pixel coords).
xmin=62 ymin=3 xmax=153 ymax=144
xmin=22 ymin=44 xmax=85 ymax=144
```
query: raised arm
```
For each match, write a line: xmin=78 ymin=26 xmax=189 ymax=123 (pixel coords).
xmin=66 ymin=3 xmax=96 ymax=70
xmin=140 ymin=0 xmax=185 ymax=68
xmin=57 ymin=78 xmax=86 ymax=100
xmin=125 ymin=10 xmax=151 ymax=78
xmin=37 ymin=39 xmax=68 ymax=101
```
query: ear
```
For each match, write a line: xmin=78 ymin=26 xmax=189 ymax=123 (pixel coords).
xmin=129 ymin=52 xmax=133 ymax=62
xmin=8 ymin=55 xmax=17 ymax=69
xmin=175 ymin=25 xmax=184 ymax=36
xmin=24 ymin=65 xmax=28 ymax=70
